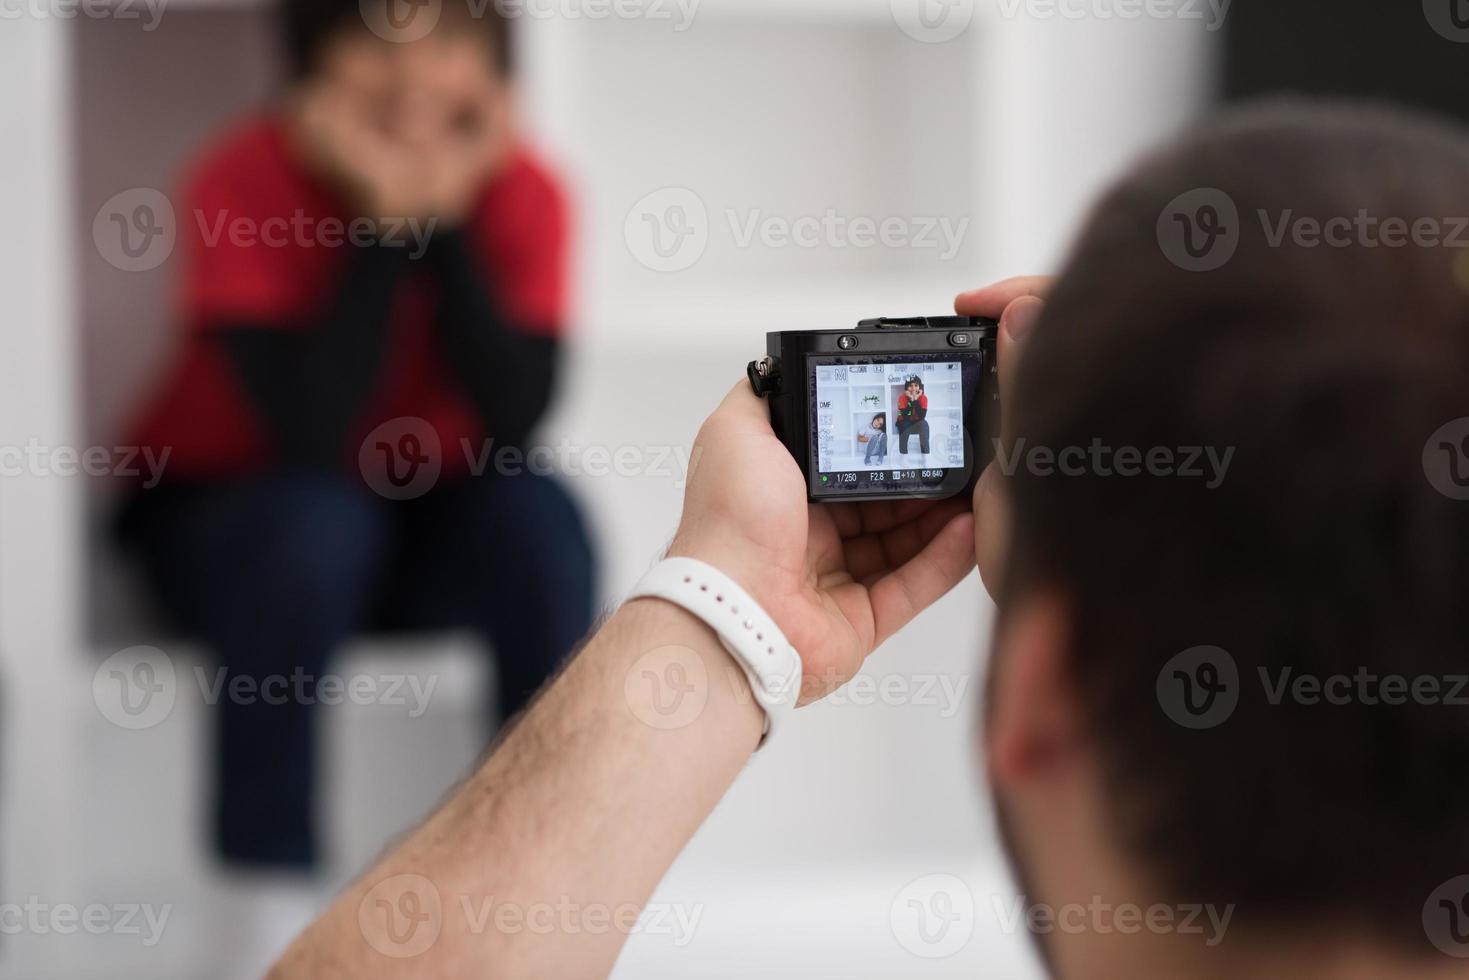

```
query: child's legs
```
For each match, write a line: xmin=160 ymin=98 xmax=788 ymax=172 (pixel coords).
xmin=865 ymin=434 xmax=883 ymax=463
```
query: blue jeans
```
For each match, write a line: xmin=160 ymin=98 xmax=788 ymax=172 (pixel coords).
xmin=899 ymin=419 xmax=930 ymax=454
xmin=118 ymin=471 xmax=597 ymax=870
xmin=864 ymin=432 xmax=887 ymax=464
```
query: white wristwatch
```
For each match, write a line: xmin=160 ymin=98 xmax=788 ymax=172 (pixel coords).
xmin=629 ymin=557 xmax=802 ymax=746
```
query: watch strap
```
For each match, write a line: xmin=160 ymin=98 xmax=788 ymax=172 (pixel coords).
xmin=628 ymin=557 xmax=802 ymax=746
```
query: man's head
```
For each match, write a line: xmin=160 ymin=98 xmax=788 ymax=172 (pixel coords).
xmin=985 ymin=101 xmax=1469 ymax=976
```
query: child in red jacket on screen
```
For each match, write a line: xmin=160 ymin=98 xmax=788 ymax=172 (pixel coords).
xmin=896 ymin=376 xmax=930 ymax=454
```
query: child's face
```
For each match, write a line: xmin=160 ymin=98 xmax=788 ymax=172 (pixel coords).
xmin=906 ymin=383 xmax=919 ymax=397
xmin=317 ymin=25 xmax=507 ymax=145
xmin=874 ymin=417 xmax=884 ymax=430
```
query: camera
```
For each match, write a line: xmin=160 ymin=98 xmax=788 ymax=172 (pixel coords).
xmin=748 ymin=316 xmax=999 ymax=502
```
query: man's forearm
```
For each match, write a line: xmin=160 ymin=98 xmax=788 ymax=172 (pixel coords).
xmin=270 ymin=597 xmax=764 ymax=979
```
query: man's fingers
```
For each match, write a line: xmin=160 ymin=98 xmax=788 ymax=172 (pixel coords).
xmin=999 ymin=295 xmax=1044 ymax=442
xmin=954 ymin=276 xmax=1053 ymax=319
xmin=854 ymin=497 xmax=954 ymax=536
xmin=981 ymin=293 xmax=1045 ymax=595
xmin=875 ymin=497 xmax=970 ymax=573
xmin=867 ymin=511 xmax=977 ymax=647
xmin=956 ymin=277 xmax=1050 ymax=441
xmin=972 ymin=461 xmax=1011 ymax=600
xmin=838 ymin=498 xmax=967 ymax=583
xmin=714 ymin=379 xmax=772 ymax=425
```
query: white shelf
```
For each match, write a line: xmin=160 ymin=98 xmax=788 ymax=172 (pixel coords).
xmin=82 ymin=0 xmax=900 ymax=17
xmin=660 ymin=0 xmax=898 ymax=23
xmin=574 ymin=272 xmax=1002 ymax=351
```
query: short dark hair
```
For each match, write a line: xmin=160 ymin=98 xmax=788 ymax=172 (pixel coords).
xmin=279 ymin=0 xmax=514 ymax=79
xmin=999 ymin=101 xmax=1469 ymax=952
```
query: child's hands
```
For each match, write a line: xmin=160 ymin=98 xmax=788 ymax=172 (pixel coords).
xmin=288 ymin=39 xmax=514 ymax=228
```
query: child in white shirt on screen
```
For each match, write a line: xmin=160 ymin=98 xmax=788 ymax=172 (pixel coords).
xmin=859 ymin=413 xmax=887 ymax=465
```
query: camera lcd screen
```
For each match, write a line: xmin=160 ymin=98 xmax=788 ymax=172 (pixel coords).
xmin=808 ymin=352 xmax=983 ymax=499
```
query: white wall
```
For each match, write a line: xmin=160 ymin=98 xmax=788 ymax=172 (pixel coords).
xmin=0 ymin=16 xmax=87 ymax=978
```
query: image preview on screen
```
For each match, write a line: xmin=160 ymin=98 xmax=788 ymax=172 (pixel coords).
xmin=813 ymin=359 xmax=966 ymax=480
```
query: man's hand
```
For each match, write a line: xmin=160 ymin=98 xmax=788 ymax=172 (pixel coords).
xmin=669 ymin=383 xmax=978 ymax=704
xmin=268 ymin=287 xmax=1053 ymax=980
xmin=955 ymin=275 xmax=1053 ymax=599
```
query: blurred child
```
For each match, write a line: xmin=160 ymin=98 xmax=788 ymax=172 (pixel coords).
xmin=116 ymin=2 xmax=595 ymax=973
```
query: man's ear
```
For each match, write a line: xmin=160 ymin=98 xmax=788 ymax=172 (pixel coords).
xmin=987 ymin=592 xmax=1084 ymax=787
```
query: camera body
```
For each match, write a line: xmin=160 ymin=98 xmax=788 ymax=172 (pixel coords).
xmin=748 ymin=316 xmax=999 ymax=502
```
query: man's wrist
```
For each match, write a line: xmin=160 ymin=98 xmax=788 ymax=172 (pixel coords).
xmin=630 ymin=552 xmax=804 ymax=745
xmin=665 ymin=535 xmax=786 ymax=619
xmin=608 ymin=596 xmax=765 ymax=752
